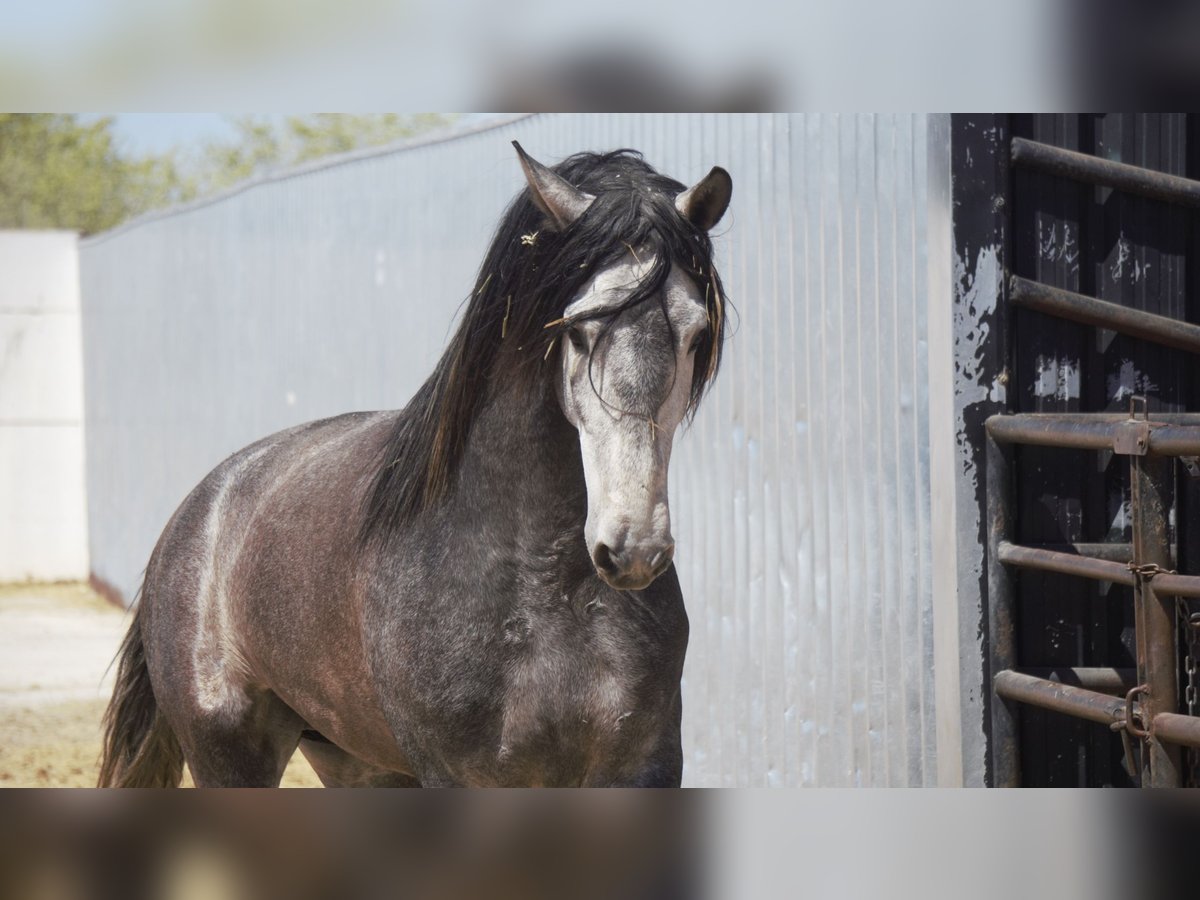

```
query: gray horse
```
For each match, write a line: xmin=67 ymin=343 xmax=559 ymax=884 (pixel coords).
xmin=99 ymin=143 xmax=732 ymax=787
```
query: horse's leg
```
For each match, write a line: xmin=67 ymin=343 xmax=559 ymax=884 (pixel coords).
xmin=174 ymin=689 xmax=306 ymax=788
xmin=297 ymin=735 xmax=421 ymax=787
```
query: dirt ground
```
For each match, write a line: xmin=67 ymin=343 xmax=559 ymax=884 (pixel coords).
xmin=0 ymin=583 xmax=320 ymax=787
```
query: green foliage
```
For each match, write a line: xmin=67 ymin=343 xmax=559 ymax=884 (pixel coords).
xmin=0 ymin=113 xmax=455 ymax=236
xmin=0 ymin=114 xmax=177 ymax=234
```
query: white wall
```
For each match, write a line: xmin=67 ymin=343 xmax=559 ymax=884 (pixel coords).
xmin=0 ymin=231 xmax=89 ymax=581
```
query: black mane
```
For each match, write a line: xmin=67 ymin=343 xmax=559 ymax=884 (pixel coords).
xmin=359 ymin=149 xmax=729 ymax=546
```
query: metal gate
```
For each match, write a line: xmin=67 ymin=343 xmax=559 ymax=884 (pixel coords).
xmin=957 ymin=114 xmax=1200 ymax=786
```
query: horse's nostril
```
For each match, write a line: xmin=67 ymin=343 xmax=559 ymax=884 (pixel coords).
xmin=649 ymin=545 xmax=675 ymax=576
xmin=593 ymin=543 xmax=620 ymax=576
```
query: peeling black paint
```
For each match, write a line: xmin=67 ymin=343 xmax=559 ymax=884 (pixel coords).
xmin=951 ymin=114 xmax=1013 ymax=787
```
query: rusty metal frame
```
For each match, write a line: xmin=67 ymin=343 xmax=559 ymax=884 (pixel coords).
xmin=987 ymin=407 xmax=1200 ymax=786
xmin=1009 ymin=276 xmax=1200 ymax=356
xmin=985 ymin=412 xmax=1200 ymax=454
xmin=1010 ymin=137 xmax=1200 ymax=209
xmin=977 ymin=128 xmax=1200 ymax=787
xmin=1019 ymin=667 xmax=1136 ymax=694
xmin=994 ymin=670 xmax=1134 ymax=727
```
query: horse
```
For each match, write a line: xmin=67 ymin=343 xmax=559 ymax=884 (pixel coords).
xmin=98 ymin=142 xmax=732 ymax=787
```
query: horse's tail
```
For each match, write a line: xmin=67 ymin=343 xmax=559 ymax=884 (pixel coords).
xmin=97 ymin=591 xmax=184 ymax=788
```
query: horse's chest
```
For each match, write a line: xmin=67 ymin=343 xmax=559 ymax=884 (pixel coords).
xmin=484 ymin=615 xmax=661 ymax=784
xmin=373 ymin=584 xmax=683 ymax=785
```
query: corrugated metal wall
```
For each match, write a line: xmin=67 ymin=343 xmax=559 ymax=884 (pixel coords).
xmin=80 ymin=113 xmax=942 ymax=786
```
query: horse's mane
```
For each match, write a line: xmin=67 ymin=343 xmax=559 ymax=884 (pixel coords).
xmin=358 ymin=149 xmax=728 ymax=546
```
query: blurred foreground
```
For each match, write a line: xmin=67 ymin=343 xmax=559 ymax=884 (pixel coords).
xmin=0 ymin=791 xmax=701 ymax=900
xmin=0 ymin=786 xmax=1198 ymax=900
xmin=6 ymin=0 xmax=1200 ymax=110
xmin=0 ymin=583 xmax=318 ymax=787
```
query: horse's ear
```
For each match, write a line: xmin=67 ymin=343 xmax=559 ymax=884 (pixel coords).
xmin=512 ymin=141 xmax=594 ymax=230
xmin=675 ymin=166 xmax=732 ymax=231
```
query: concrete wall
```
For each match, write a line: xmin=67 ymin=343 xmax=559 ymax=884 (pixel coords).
xmin=0 ymin=231 xmax=89 ymax=582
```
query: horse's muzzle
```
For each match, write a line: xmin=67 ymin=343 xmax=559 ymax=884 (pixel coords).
xmin=592 ymin=540 xmax=675 ymax=590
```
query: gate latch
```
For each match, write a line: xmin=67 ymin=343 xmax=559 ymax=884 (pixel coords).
xmin=1114 ymin=420 xmax=1151 ymax=455
xmin=1114 ymin=395 xmax=1153 ymax=456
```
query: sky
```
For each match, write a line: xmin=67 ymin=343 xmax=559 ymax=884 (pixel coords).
xmin=100 ymin=114 xmax=249 ymax=155
xmin=95 ymin=114 xmax=492 ymax=157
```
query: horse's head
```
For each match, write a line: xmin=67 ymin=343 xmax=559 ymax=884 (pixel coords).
xmin=516 ymin=145 xmax=732 ymax=591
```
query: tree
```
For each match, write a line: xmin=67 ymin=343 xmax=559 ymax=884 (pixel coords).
xmin=0 ymin=114 xmax=456 ymax=235
xmin=0 ymin=114 xmax=186 ymax=234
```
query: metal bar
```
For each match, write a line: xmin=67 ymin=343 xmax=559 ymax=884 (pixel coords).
xmin=998 ymin=541 xmax=1136 ymax=586
xmin=1144 ymin=426 xmax=1200 ymax=458
xmin=1010 ymin=276 xmax=1200 ymax=356
xmin=988 ymin=415 xmax=1200 ymax=429
xmin=1131 ymin=454 xmax=1182 ymax=787
xmin=994 ymin=670 xmax=1128 ymax=727
xmin=1146 ymin=571 xmax=1200 ymax=599
xmin=1010 ymin=137 xmax=1200 ymax=209
xmin=986 ymin=414 xmax=1115 ymax=450
xmin=1152 ymin=713 xmax=1200 ymax=749
xmin=1029 ymin=542 xmax=1177 ymax=565
xmin=1020 ymin=667 xmax=1137 ymax=694
xmin=986 ymin=430 xmax=1020 ymax=786
xmin=1032 ymin=542 xmax=1135 ymax=563
xmin=987 ymin=414 xmax=1200 ymax=457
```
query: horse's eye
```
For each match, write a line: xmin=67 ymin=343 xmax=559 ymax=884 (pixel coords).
xmin=567 ymin=327 xmax=587 ymax=352
xmin=688 ymin=333 xmax=706 ymax=354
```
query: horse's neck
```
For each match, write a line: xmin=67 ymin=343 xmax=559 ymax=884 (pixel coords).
xmin=454 ymin=380 xmax=588 ymax=551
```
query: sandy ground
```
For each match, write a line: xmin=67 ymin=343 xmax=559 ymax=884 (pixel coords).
xmin=0 ymin=583 xmax=320 ymax=787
